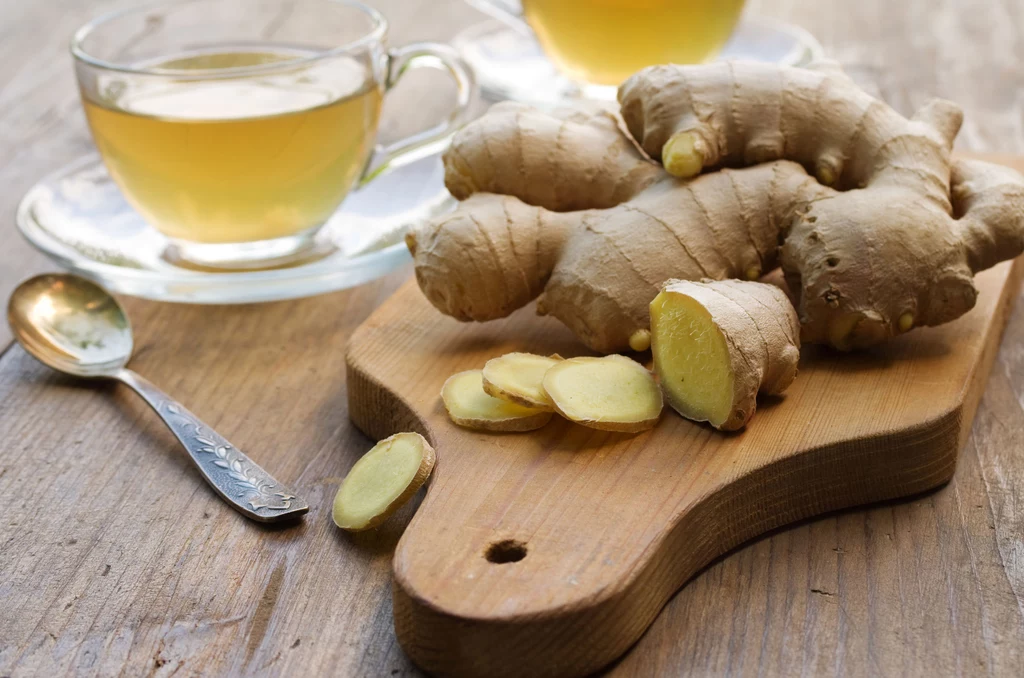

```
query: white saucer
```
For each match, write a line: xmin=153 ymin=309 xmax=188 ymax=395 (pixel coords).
xmin=453 ymin=15 xmax=825 ymax=105
xmin=16 ymin=152 xmax=454 ymax=304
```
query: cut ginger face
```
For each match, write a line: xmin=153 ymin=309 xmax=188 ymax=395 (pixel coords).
xmin=481 ymin=352 xmax=561 ymax=410
xmin=649 ymin=292 xmax=734 ymax=428
xmin=442 ymin=369 xmax=553 ymax=431
xmin=542 ymin=355 xmax=663 ymax=433
xmin=651 ymin=279 xmax=800 ymax=431
xmin=333 ymin=432 xmax=435 ymax=531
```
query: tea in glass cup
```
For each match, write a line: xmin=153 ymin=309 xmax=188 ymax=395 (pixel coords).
xmin=470 ymin=0 xmax=745 ymax=91
xmin=521 ymin=0 xmax=746 ymax=86
xmin=73 ymin=0 xmax=474 ymax=269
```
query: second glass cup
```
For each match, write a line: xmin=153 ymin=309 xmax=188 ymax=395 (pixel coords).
xmin=73 ymin=0 xmax=474 ymax=269
xmin=469 ymin=0 xmax=745 ymax=94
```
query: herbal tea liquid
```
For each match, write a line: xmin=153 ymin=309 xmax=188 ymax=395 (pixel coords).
xmin=522 ymin=0 xmax=746 ymax=86
xmin=82 ymin=49 xmax=383 ymax=244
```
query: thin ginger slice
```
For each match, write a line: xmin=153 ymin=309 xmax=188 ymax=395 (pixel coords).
xmin=650 ymin=279 xmax=800 ymax=431
xmin=542 ymin=355 xmax=663 ymax=433
xmin=481 ymin=352 xmax=562 ymax=409
xmin=333 ymin=432 xmax=435 ymax=531
xmin=442 ymin=370 xmax=553 ymax=432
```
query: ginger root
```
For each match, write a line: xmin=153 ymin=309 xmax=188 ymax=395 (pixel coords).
xmin=332 ymin=432 xmax=435 ymax=531
xmin=442 ymin=369 xmax=553 ymax=431
xmin=408 ymin=62 xmax=1024 ymax=353
xmin=651 ymin=280 xmax=800 ymax=431
xmin=482 ymin=352 xmax=562 ymax=410
xmin=542 ymin=355 xmax=663 ymax=433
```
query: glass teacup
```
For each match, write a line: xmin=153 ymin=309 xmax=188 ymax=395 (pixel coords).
xmin=470 ymin=0 xmax=745 ymax=91
xmin=73 ymin=0 xmax=474 ymax=269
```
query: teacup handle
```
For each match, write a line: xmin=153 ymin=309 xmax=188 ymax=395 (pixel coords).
xmin=359 ymin=43 xmax=476 ymax=186
xmin=464 ymin=0 xmax=533 ymax=36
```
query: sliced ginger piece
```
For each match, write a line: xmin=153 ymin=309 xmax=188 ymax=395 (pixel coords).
xmin=542 ymin=355 xmax=662 ymax=433
xmin=481 ymin=352 xmax=562 ymax=409
xmin=650 ymin=279 xmax=800 ymax=431
xmin=333 ymin=432 xmax=435 ymax=531
xmin=442 ymin=369 xmax=553 ymax=431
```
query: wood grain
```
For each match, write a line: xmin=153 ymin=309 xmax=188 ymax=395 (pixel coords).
xmin=1 ymin=1 xmax=1024 ymax=677
xmin=345 ymin=256 xmax=1022 ymax=678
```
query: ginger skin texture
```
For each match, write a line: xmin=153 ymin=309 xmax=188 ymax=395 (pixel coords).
xmin=651 ymin=280 xmax=800 ymax=431
xmin=408 ymin=62 xmax=1024 ymax=353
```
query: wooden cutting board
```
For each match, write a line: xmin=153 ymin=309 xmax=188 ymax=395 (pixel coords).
xmin=346 ymin=256 xmax=1023 ymax=678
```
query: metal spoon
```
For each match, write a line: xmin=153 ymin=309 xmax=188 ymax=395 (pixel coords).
xmin=7 ymin=273 xmax=308 ymax=523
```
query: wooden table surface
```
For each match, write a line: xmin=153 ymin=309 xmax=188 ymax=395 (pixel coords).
xmin=1 ymin=1 xmax=1023 ymax=676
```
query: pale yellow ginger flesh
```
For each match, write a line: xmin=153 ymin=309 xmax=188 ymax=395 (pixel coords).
xmin=650 ymin=295 xmax=734 ymax=427
xmin=651 ymin=280 xmax=801 ymax=431
xmin=542 ymin=355 xmax=663 ymax=433
xmin=332 ymin=432 xmax=435 ymax=531
xmin=442 ymin=369 xmax=553 ymax=431
xmin=482 ymin=352 xmax=562 ymax=410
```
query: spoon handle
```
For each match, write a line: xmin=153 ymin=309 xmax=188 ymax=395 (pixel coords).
xmin=115 ymin=368 xmax=309 ymax=523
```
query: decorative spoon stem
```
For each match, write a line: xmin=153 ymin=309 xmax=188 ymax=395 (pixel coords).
xmin=115 ymin=368 xmax=308 ymax=522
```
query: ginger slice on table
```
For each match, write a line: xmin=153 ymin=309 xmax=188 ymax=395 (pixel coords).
xmin=333 ymin=432 xmax=435 ymax=531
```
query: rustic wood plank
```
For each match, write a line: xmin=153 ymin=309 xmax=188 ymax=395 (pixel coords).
xmin=0 ymin=0 xmax=126 ymax=349
xmin=0 ymin=270 xmax=417 ymax=676
xmin=0 ymin=1 xmax=1022 ymax=677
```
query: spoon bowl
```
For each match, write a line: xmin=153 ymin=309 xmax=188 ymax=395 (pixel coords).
xmin=6 ymin=272 xmax=307 ymax=522
xmin=8 ymin=273 xmax=132 ymax=377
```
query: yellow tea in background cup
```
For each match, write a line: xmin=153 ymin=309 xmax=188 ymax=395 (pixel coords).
xmin=523 ymin=0 xmax=746 ymax=86
xmin=473 ymin=0 xmax=746 ymax=87
xmin=73 ymin=0 xmax=474 ymax=269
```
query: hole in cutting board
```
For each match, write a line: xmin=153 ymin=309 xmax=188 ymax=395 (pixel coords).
xmin=485 ymin=539 xmax=527 ymax=564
